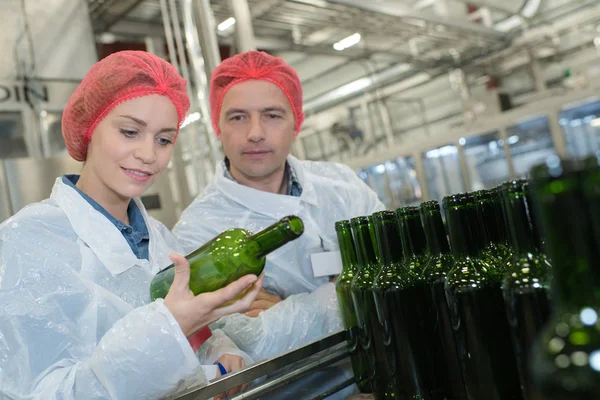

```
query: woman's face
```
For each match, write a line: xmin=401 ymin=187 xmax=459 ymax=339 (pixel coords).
xmin=83 ymin=94 xmax=179 ymax=201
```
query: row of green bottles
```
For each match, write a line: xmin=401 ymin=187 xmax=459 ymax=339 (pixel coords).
xmin=530 ymin=156 xmax=600 ymax=399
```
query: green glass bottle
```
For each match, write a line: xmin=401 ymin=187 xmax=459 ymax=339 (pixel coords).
xmin=420 ymin=200 xmax=467 ymax=400
xmin=473 ymin=189 xmax=512 ymax=269
xmin=394 ymin=206 xmax=444 ymax=399
xmin=444 ymin=193 xmax=523 ymax=400
xmin=335 ymin=220 xmax=370 ymax=393
xmin=350 ymin=216 xmax=390 ymax=399
xmin=371 ymin=211 xmax=409 ymax=399
xmin=150 ymin=216 xmax=304 ymax=300
xmin=530 ymin=158 xmax=600 ymax=399
xmin=501 ymin=180 xmax=551 ymax=400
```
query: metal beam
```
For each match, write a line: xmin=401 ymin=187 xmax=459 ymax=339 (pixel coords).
xmin=94 ymin=0 xmax=147 ymax=32
xmin=326 ymin=0 xmax=507 ymax=40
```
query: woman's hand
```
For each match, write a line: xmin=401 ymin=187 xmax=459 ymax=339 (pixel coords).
xmin=214 ymin=354 xmax=249 ymax=400
xmin=164 ymin=253 xmax=264 ymax=337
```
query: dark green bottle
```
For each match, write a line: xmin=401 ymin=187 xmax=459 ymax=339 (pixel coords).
xmin=393 ymin=206 xmax=444 ymax=399
xmin=371 ymin=211 xmax=411 ymax=399
xmin=150 ymin=216 xmax=304 ymax=300
xmin=530 ymin=158 xmax=600 ymax=399
xmin=350 ymin=216 xmax=390 ymax=399
xmin=420 ymin=200 xmax=467 ymax=400
xmin=444 ymin=193 xmax=523 ymax=400
xmin=501 ymin=180 xmax=551 ymax=400
xmin=335 ymin=220 xmax=370 ymax=393
xmin=473 ymin=189 xmax=512 ymax=269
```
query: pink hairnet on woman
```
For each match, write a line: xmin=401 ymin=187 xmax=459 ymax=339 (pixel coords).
xmin=0 ymin=50 xmax=262 ymax=400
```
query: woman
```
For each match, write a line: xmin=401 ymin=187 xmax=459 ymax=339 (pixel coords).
xmin=0 ymin=51 xmax=262 ymax=400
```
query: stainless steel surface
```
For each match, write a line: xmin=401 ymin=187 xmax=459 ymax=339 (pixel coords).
xmin=174 ymin=330 xmax=348 ymax=400
xmin=186 ymin=0 xmax=222 ymax=170
xmin=228 ymin=345 xmax=350 ymax=400
xmin=226 ymin=0 xmax=257 ymax=53
xmin=191 ymin=0 xmax=221 ymax=75
xmin=4 ymin=155 xmax=82 ymax=214
xmin=2 ymin=155 xmax=179 ymax=228
xmin=0 ymin=162 xmax=12 ymax=222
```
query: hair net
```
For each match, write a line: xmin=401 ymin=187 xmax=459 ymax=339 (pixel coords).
xmin=209 ymin=50 xmax=304 ymax=136
xmin=62 ymin=50 xmax=190 ymax=162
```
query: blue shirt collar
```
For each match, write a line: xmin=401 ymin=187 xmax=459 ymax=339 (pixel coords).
xmin=62 ymin=175 xmax=150 ymax=241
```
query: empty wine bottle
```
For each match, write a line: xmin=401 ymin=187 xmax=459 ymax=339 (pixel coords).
xmin=150 ymin=216 xmax=304 ymax=300
xmin=335 ymin=220 xmax=371 ymax=393
xmin=530 ymin=157 xmax=600 ymax=399
xmin=501 ymin=180 xmax=551 ymax=400
xmin=444 ymin=193 xmax=523 ymax=400
xmin=394 ymin=206 xmax=444 ymax=399
xmin=350 ymin=216 xmax=391 ymax=399
xmin=372 ymin=210 xmax=416 ymax=399
xmin=420 ymin=200 xmax=467 ymax=400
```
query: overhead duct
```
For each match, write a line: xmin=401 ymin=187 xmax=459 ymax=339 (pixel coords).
xmin=303 ymin=63 xmax=413 ymax=113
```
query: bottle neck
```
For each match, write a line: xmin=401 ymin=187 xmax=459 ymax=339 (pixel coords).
xmin=403 ymin=213 xmax=427 ymax=257
xmin=476 ymin=198 xmax=504 ymax=246
xmin=534 ymin=176 xmax=600 ymax=308
xmin=446 ymin=202 xmax=480 ymax=258
xmin=249 ymin=216 xmax=304 ymax=259
xmin=504 ymin=190 xmax=538 ymax=256
xmin=373 ymin=213 xmax=404 ymax=266
xmin=421 ymin=209 xmax=450 ymax=255
xmin=336 ymin=222 xmax=359 ymax=276
xmin=352 ymin=221 xmax=379 ymax=272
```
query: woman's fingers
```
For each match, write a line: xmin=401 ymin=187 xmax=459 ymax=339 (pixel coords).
xmin=168 ymin=253 xmax=191 ymax=294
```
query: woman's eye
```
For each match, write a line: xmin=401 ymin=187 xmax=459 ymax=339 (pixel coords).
xmin=157 ymin=137 xmax=173 ymax=146
xmin=120 ymin=129 xmax=137 ymax=138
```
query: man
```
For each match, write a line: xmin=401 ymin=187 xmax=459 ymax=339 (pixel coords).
xmin=173 ymin=50 xmax=384 ymax=397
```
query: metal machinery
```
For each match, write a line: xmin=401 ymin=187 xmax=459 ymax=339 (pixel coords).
xmin=169 ymin=331 xmax=355 ymax=400
xmin=349 ymin=86 xmax=600 ymax=209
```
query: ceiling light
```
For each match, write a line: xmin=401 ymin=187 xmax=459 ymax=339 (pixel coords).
xmin=181 ymin=112 xmax=201 ymax=128
xmin=333 ymin=33 xmax=361 ymax=51
xmin=217 ymin=17 xmax=236 ymax=32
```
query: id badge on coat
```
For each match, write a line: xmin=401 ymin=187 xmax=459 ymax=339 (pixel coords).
xmin=310 ymin=250 xmax=343 ymax=278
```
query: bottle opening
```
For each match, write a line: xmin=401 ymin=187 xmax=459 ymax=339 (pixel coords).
xmin=284 ymin=215 xmax=304 ymax=236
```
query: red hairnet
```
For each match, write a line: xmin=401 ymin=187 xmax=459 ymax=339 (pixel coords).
xmin=209 ymin=50 xmax=304 ymax=136
xmin=62 ymin=50 xmax=190 ymax=162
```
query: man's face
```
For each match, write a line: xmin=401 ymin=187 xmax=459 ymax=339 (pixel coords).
xmin=218 ymin=79 xmax=296 ymax=181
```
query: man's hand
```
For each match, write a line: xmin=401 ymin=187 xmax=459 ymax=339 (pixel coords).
xmin=164 ymin=254 xmax=264 ymax=337
xmin=245 ymin=289 xmax=282 ymax=317
xmin=214 ymin=354 xmax=248 ymax=400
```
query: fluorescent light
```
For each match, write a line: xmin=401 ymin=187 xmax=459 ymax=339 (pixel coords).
xmin=507 ymin=135 xmax=519 ymax=145
xmin=590 ymin=118 xmax=600 ymax=127
xmin=333 ymin=33 xmax=361 ymax=51
xmin=181 ymin=112 xmax=200 ymax=128
xmin=218 ymin=17 xmax=236 ymax=32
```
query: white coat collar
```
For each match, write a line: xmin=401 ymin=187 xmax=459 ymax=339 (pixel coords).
xmin=50 ymin=178 xmax=165 ymax=276
xmin=213 ymin=155 xmax=320 ymax=219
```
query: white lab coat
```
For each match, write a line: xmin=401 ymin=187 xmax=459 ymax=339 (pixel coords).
xmin=0 ymin=178 xmax=250 ymax=400
xmin=173 ymin=155 xmax=385 ymax=362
